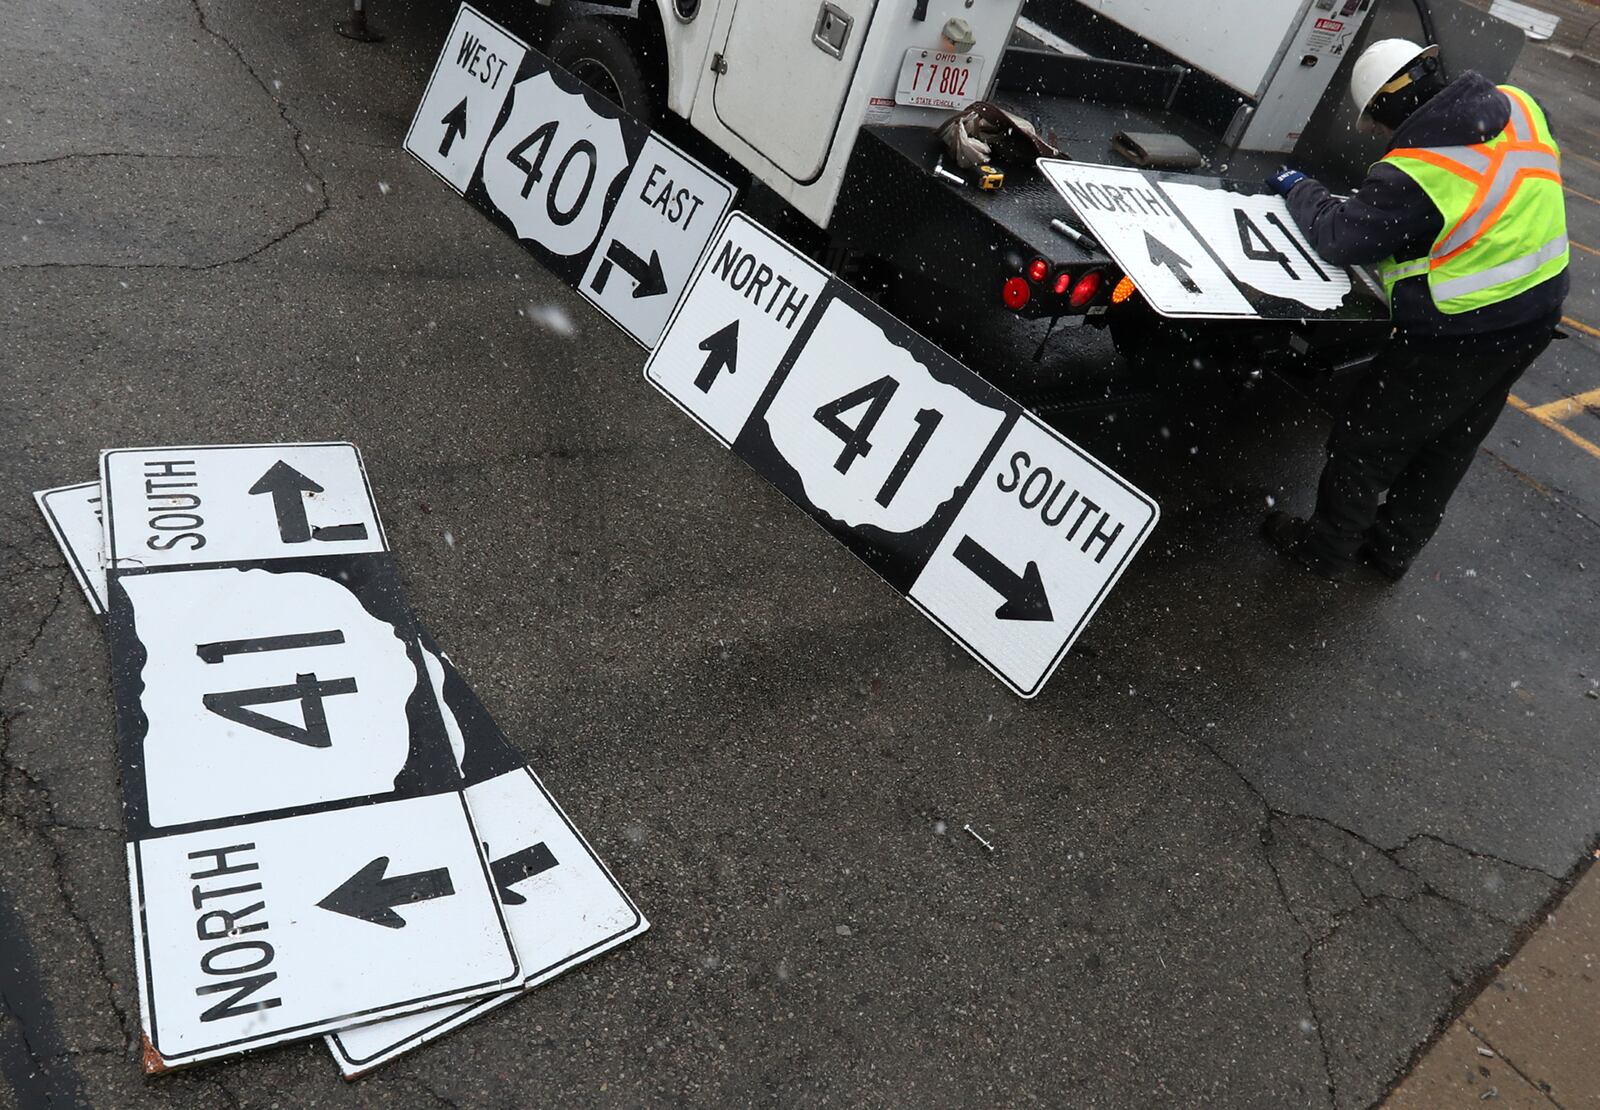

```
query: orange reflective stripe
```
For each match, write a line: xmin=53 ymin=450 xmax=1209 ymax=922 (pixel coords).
xmin=1387 ymin=146 xmax=1486 ymax=181
xmin=1433 ymin=165 xmax=1562 ymax=266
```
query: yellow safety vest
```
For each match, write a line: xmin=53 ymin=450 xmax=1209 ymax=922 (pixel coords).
xmin=1378 ymin=85 xmax=1568 ymax=314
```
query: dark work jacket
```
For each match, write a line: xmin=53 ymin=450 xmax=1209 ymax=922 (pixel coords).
xmin=1286 ymin=71 xmax=1568 ymax=350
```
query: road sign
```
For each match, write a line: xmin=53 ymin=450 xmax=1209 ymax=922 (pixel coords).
xmin=1037 ymin=159 xmax=1386 ymax=321
xmin=645 ymin=214 xmax=1159 ymax=698
xmin=327 ymin=634 xmax=648 ymax=1076
xmin=33 ymin=478 xmax=649 ymax=1074
xmin=404 ymin=5 xmax=528 ymax=193
xmin=1158 ymin=181 xmax=1352 ymax=311
xmin=99 ymin=443 xmax=520 ymax=1066
xmin=407 ymin=5 xmax=736 ymax=347
xmin=33 ymin=482 xmax=108 ymax=613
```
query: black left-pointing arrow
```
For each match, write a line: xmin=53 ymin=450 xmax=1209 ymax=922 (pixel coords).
xmin=590 ymin=241 xmax=668 ymax=299
xmin=953 ymin=537 xmax=1054 ymax=622
xmin=317 ymin=857 xmax=455 ymax=929
xmin=491 ymin=842 xmax=558 ymax=906
xmin=439 ymin=97 xmax=468 ymax=157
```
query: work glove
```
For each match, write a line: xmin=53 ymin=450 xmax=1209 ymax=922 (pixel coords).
xmin=1265 ymin=167 xmax=1308 ymax=196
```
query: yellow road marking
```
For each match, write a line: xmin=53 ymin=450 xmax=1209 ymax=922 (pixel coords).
xmin=1529 ymin=386 xmax=1600 ymax=421
xmin=1563 ymin=315 xmax=1600 ymax=339
xmin=1564 ymin=186 xmax=1600 ymax=208
xmin=1508 ymin=394 xmax=1600 ymax=461
xmin=1574 ymin=241 xmax=1600 ymax=258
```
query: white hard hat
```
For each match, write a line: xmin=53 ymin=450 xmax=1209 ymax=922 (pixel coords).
xmin=1349 ymin=38 xmax=1441 ymax=128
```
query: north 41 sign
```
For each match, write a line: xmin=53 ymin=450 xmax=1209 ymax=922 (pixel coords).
xmin=648 ymin=215 xmax=1158 ymax=697
xmin=1038 ymin=159 xmax=1388 ymax=322
xmin=406 ymin=4 xmax=735 ymax=346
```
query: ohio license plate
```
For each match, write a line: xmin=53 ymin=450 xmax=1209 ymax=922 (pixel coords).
xmin=895 ymin=49 xmax=984 ymax=111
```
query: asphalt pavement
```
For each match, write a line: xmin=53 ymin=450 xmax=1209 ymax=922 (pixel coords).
xmin=2 ymin=2 xmax=1599 ymax=1107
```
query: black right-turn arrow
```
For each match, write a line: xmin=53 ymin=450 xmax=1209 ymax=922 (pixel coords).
xmin=1144 ymin=229 xmax=1201 ymax=294
xmin=317 ymin=857 xmax=456 ymax=929
xmin=439 ymin=97 xmax=468 ymax=157
xmin=954 ymin=537 xmax=1054 ymax=622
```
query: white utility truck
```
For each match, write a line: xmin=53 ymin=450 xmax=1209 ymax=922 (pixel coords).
xmin=526 ymin=0 xmax=1519 ymax=397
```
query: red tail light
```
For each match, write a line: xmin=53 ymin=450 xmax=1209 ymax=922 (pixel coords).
xmin=1069 ymin=271 xmax=1103 ymax=307
xmin=1053 ymin=270 xmax=1072 ymax=296
xmin=1002 ymin=276 xmax=1032 ymax=311
xmin=1026 ymin=258 xmax=1050 ymax=283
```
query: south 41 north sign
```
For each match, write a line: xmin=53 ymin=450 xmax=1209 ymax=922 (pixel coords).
xmin=647 ymin=215 xmax=1159 ymax=698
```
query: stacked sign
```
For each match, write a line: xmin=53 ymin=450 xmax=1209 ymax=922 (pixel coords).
xmin=33 ymin=444 xmax=646 ymax=1077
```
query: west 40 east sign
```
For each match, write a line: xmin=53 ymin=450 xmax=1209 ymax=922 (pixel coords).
xmin=405 ymin=4 xmax=735 ymax=346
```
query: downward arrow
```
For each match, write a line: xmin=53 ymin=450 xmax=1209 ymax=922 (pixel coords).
xmin=490 ymin=842 xmax=558 ymax=906
xmin=438 ymin=97 xmax=468 ymax=158
xmin=1144 ymin=230 xmax=1201 ymax=294
xmin=317 ymin=857 xmax=455 ymax=929
xmin=590 ymin=241 xmax=668 ymax=299
xmin=694 ymin=321 xmax=739 ymax=393
xmin=953 ymin=537 xmax=1054 ymax=622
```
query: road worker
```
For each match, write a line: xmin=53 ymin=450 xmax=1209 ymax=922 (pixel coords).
xmin=1262 ymin=38 xmax=1569 ymax=581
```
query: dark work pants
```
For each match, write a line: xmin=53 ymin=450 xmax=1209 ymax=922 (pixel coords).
xmin=1306 ymin=331 xmax=1552 ymax=569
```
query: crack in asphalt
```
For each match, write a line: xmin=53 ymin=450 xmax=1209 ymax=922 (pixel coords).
xmin=1138 ymin=688 xmax=1565 ymax=1108
xmin=0 ymin=151 xmax=229 ymax=171
xmin=0 ymin=0 xmax=334 ymax=275
xmin=1 ymin=570 xmax=136 ymax=1055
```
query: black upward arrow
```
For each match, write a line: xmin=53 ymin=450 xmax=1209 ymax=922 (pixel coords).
xmin=247 ymin=460 xmax=370 ymax=544
xmin=317 ymin=856 xmax=455 ymax=929
xmin=248 ymin=460 xmax=321 ymax=544
xmin=590 ymin=241 xmax=668 ymax=299
xmin=438 ymin=97 xmax=468 ymax=157
xmin=491 ymin=842 xmax=558 ymax=906
xmin=694 ymin=320 xmax=739 ymax=393
xmin=1144 ymin=230 xmax=1201 ymax=294
xmin=953 ymin=537 xmax=1054 ymax=622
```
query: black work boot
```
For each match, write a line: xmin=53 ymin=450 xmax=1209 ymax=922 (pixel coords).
xmin=1261 ymin=511 xmax=1351 ymax=582
xmin=1359 ymin=530 xmax=1412 ymax=582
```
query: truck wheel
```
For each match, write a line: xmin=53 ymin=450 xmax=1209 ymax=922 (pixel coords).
xmin=548 ymin=18 xmax=657 ymax=127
